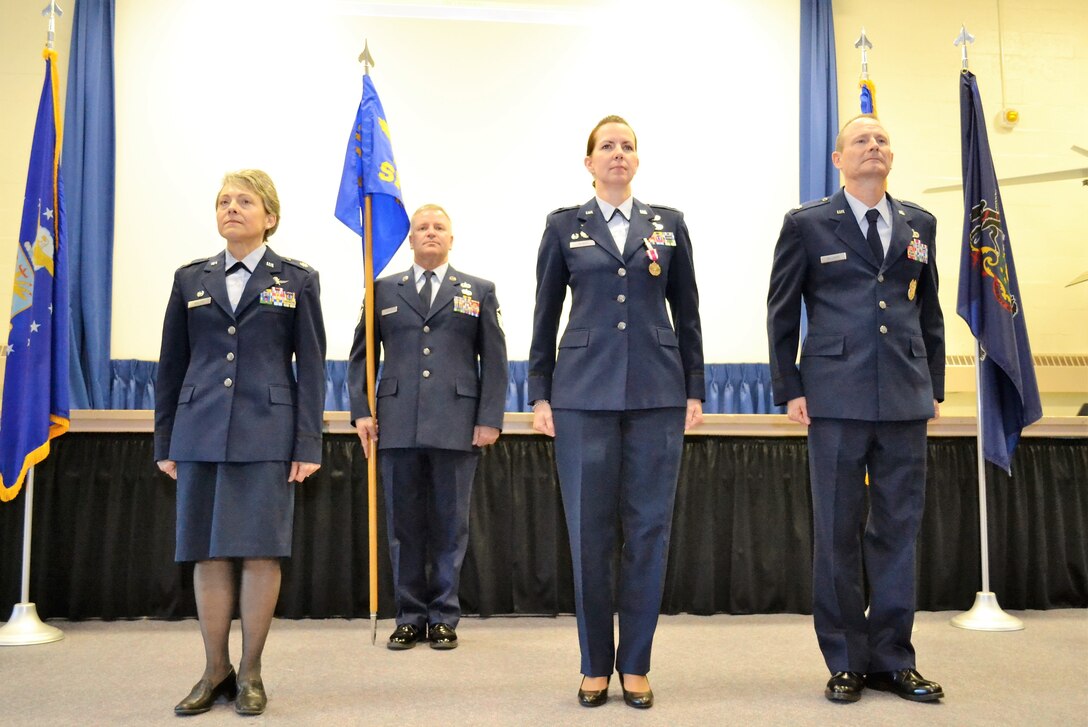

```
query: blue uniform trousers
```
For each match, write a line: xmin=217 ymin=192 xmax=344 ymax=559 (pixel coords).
xmin=380 ymin=448 xmax=479 ymax=630
xmin=553 ymin=407 xmax=686 ymax=677
xmin=808 ymin=418 xmax=928 ymax=673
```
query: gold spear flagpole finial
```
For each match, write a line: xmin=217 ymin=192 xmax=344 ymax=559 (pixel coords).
xmin=359 ymin=39 xmax=375 ymax=76
xmin=41 ymin=1 xmax=64 ymax=50
xmin=954 ymin=24 xmax=975 ymax=72
xmin=854 ymin=27 xmax=872 ymax=80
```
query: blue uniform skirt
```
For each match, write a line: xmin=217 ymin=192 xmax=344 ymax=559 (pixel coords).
xmin=175 ymin=461 xmax=294 ymax=561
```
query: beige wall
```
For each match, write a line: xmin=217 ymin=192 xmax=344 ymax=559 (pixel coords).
xmin=1 ymin=0 xmax=1084 ymax=413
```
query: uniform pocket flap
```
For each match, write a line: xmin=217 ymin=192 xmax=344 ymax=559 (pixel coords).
xmin=268 ymin=384 xmax=296 ymax=405
xmin=656 ymin=327 xmax=679 ymax=347
xmin=558 ymin=329 xmax=589 ymax=349
xmin=456 ymin=377 xmax=480 ymax=398
xmin=377 ymin=377 xmax=398 ymax=397
xmin=802 ymin=334 xmax=845 ymax=357
xmin=910 ymin=336 xmax=928 ymax=358
xmin=177 ymin=385 xmax=195 ymax=404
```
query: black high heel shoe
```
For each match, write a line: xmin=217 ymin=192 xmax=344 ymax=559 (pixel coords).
xmin=577 ymin=675 xmax=610 ymax=707
xmin=235 ymin=677 xmax=268 ymax=715
xmin=618 ymin=672 xmax=654 ymax=709
xmin=174 ymin=668 xmax=238 ymax=715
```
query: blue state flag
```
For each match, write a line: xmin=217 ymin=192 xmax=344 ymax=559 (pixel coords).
xmin=1 ymin=50 xmax=71 ymax=502
xmin=956 ymin=71 xmax=1042 ymax=474
xmin=335 ymin=75 xmax=409 ymax=277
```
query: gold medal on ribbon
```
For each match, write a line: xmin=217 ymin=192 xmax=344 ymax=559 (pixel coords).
xmin=908 ymin=279 xmax=917 ymax=301
xmin=649 ymin=261 xmax=662 ymax=277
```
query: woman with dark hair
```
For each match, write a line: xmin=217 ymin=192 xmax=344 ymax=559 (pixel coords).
xmin=155 ymin=169 xmax=326 ymax=716
xmin=529 ymin=116 xmax=705 ymax=709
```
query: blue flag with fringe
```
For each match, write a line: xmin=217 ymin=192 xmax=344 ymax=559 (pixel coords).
xmin=1 ymin=49 xmax=71 ymax=502
xmin=335 ymin=75 xmax=409 ymax=277
xmin=956 ymin=71 xmax=1042 ymax=474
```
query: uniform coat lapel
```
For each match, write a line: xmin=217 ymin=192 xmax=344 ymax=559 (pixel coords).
xmin=428 ymin=267 xmax=460 ymax=323
xmin=397 ymin=268 xmax=429 ymax=319
xmin=235 ymin=247 xmax=279 ymax=316
xmin=830 ymin=188 xmax=883 ymax=269
xmin=201 ymin=252 xmax=233 ymax=318
xmin=578 ymin=199 xmax=623 ymax=264
xmin=623 ymin=198 xmax=654 ymax=261
xmin=885 ymin=195 xmax=914 ymax=272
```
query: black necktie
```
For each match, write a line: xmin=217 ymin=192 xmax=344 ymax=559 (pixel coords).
xmin=865 ymin=208 xmax=884 ymax=264
xmin=419 ymin=270 xmax=434 ymax=311
xmin=226 ymin=261 xmax=247 ymax=275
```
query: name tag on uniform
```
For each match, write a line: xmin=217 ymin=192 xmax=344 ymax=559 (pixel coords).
xmin=570 ymin=239 xmax=596 ymax=249
xmin=820 ymin=252 xmax=847 ymax=264
xmin=187 ymin=297 xmax=212 ymax=308
xmin=381 ymin=306 xmax=398 ymax=316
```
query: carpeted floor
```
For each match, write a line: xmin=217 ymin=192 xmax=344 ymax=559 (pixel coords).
xmin=2 ymin=610 xmax=1085 ymax=726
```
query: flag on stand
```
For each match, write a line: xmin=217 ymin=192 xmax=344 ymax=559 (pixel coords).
xmin=956 ymin=70 xmax=1042 ymax=474
xmin=0 ymin=49 xmax=71 ymax=502
xmin=859 ymin=78 xmax=876 ymax=114
xmin=334 ymin=74 xmax=409 ymax=276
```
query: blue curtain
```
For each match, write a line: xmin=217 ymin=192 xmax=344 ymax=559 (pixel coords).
xmin=63 ymin=0 xmax=116 ymax=409
xmin=799 ymin=0 xmax=839 ymax=202
xmin=113 ymin=361 xmax=782 ymax=414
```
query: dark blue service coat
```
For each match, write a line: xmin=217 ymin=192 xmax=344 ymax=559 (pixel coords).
xmin=154 ymin=247 xmax=327 ymax=464
xmin=348 ymin=265 xmax=507 ymax=451
xmin=528 ymin=198 xmax=704 ymax=409
xmin=767 ymin=188 xmax=945 ymax=417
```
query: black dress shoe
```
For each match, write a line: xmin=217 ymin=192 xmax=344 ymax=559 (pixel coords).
xmin=174 ymin=668 xmax=237 ymax=715
xmin=234 ymin=677 xmax=267 ymax=715
xmin=428 ymin=622 xmax=458 ymax=650
xmin=866 ymin=669 xmax=944 ymax=702
xmin=825 ymin=671 xmax=864 ymax=703
xmin=577 ymin=676 xmax=610 ymax=707
xmin=618 ymin=672 xmax=653 ymax=709
xmin=388 ymin=623 xmax=423 ymax=650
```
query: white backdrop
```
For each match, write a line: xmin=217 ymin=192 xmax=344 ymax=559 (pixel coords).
xmin=111 ymin=0 xmax=800 ymax=361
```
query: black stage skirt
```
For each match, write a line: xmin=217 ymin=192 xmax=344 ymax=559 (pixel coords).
xmin=175 ymin=461 xmax=294 ymax=561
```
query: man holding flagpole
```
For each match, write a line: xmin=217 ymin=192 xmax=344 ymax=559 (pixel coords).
xmin=767 ymin=114 xmax=945 ymax=703
xmin=348 ymin=203 xmax=507 ymax=650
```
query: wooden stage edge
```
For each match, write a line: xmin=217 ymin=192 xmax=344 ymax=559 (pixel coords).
xmin=69 ymin=410 xmax=1087 ymax=438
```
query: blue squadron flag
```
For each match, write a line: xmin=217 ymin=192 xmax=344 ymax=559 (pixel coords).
xmin=859 ymin=78 xmax=876 ymax=114
xmin=0 ymin=49 xmax=71 ymax=502
xmin=956 ymin=70 xmax=1042 ymax=474
xmin=335 ymin=74 xmax=409 ymax=276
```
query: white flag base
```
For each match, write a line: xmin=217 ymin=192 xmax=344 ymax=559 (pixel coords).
xmin=0 ymin=602 xmax=65 ymax=645
xmin=950 ymin=591 xmax=1024 ymax=631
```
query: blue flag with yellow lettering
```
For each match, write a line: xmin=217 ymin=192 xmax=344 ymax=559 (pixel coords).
xmin=335 ymin=75 xmax=409 ymax=277
xmin=1 ymin=50 xmax=71 ymax=502
xmin=956 ymin=71 xmax=1041 ymax=474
